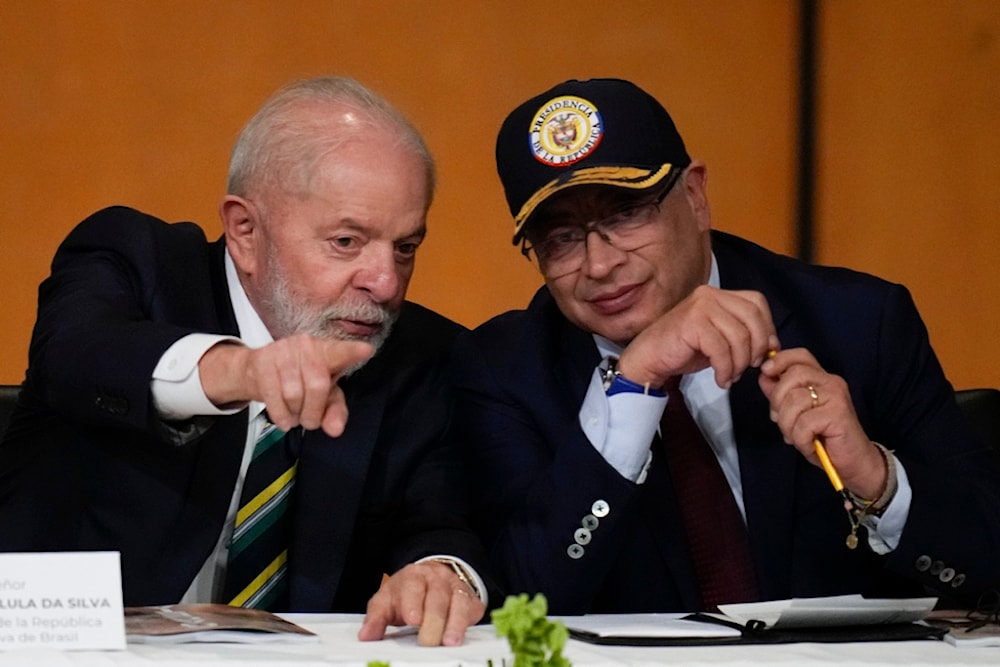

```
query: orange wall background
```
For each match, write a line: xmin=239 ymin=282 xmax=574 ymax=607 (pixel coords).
xmin=817 ymin=2 xmax=1000 ymax=390
xmin=1 ymin=2 xmax=996 ymax=390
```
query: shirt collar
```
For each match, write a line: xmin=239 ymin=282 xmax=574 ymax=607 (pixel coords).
xmin=224 ymin=248 xmax=273 ymax=421
xmin=225 ymin=248 xmax=275 ymax=351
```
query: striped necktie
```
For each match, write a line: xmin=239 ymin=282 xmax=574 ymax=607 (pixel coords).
xmin=223 ymin=415 xmax=300 ymax=610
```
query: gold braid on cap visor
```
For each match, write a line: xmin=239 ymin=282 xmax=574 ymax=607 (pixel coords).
xmin=513 ymin=163 xmax=676 ymax=238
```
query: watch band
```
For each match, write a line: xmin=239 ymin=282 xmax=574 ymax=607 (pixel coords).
xmin=602 ymin=357 xmax=665 ymax=397
xmin=428 ymin=557 xmax=483 ymax=601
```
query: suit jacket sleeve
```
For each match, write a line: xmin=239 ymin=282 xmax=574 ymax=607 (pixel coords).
xmin=862 ymin=282 xmax=1000 ymax=601
xmin=0 ymin=207 xmax=245 ymax=604
xmin=27 ymin=206 xmax=229 ymax=437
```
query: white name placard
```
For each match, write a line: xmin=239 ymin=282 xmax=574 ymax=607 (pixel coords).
xmin=0 ymin=551 xmax=125 ymax=651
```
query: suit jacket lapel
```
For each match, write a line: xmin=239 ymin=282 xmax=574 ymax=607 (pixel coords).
xmin=288 ymin=374 xmax=386 ymax=611
xmin=642 ymin=434 xmax=705 ymax=609
xmin=553 ymin=307 xmax=602 ymax=397
xmin=714 ymin=232 xmax=799 ymax=600
xmin=728 ymin=374 xmax=798 ymax=600
xmin=157 ymin=239 xmax=247 ymax=591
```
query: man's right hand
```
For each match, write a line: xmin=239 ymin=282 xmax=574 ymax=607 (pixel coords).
xmin=617 ymin=285 xmax=778 ymax=390
xmin=198 ymin=335 xmax=373 ymax=436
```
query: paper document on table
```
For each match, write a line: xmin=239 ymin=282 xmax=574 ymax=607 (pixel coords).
xmin=714 ymin=594 xmax=938 ymax=630
xmin=125 ymin=603 xmax=319 ymax=644
xmin=941 ymin=624 xmax=1000 ymax=648
xmin=560 ymin=598 xmax=944 ymax=646
xmin=557 ymin=613 xmax=741 ymax=639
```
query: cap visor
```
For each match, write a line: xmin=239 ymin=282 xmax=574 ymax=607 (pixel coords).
xmin=513 ymin=163 xmax=677 ymax=242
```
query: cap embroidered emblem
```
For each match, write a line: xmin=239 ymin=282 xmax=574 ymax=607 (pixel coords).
xmin=529 ymin=95 xmax=603 ymax=167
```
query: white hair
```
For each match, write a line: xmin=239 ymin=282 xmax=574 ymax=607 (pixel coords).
xmin=226 ymin=76 xmax=435 ymax=205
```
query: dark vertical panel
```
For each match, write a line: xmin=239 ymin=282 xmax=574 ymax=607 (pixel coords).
xmin=797 ymin=0 xmax=818 ymax=262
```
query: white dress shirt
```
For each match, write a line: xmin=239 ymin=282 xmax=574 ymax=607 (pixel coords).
xmin=577 ymin=254 xmax=911 ymax=553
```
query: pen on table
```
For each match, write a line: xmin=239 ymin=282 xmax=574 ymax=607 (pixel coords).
xmin=766 ymin=349 xmax=855 ymax=511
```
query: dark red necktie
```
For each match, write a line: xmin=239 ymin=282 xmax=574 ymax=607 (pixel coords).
xmin=662 ymin=377 xmax=759 ymax=611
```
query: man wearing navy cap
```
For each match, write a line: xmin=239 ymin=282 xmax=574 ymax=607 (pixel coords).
xmin=450 ymin=78 xmax=1000 ymax=613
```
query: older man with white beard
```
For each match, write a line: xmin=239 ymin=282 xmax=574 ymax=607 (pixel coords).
xmin=0 ymin=76 xmax=491 ymax=648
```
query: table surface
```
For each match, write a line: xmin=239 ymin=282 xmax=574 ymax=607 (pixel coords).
xmin=0 ymin=614 xmax=997 ymax=666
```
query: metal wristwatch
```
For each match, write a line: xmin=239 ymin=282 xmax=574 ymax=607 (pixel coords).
xmin=601 ymin=357 xmax=624 ymax=391
xmin=602 ymin=358 xmax=665 ymax=397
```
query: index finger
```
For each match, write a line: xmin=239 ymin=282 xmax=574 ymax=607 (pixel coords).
xmin=761 ymin=347 xmax=819 ymax=378
xmin=728 ymin=289 xmax=779 ymax=366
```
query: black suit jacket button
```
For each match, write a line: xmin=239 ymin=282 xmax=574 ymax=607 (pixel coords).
xmin=582 ymin=514 xmax=599 ymax=530
xmin=567 ymin=544 xmax=584 ymax=560
xmin=938 ymin=567 xmax=956 ymax=583
xmin=929 ymin=560 xmax=945 ymax=576
xmin=574 ymin=528 xmax=592 ymax=545
xmin=914 ymin=555 xmax=932 ymax=572
xmin=950 ymin=573 xmax=966 ymax=588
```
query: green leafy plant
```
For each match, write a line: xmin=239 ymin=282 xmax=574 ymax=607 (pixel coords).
xmin=491 ymin=593 xmax=570 ymax=667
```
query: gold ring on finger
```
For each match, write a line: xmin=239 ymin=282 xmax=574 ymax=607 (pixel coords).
xmin=807 ymin=385 xmax=819 ymax=409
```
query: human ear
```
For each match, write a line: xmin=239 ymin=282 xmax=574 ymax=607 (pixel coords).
xmin=219 ymin=195 xmax=259 ymax=273
xmin=682 ymin=162 xmax=712 ymax=230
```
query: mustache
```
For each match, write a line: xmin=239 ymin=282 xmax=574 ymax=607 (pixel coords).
xmin=315 ymin=301 xmax=397 ymax=378
xmin=316 ymin=300 xmax=391 ymax=333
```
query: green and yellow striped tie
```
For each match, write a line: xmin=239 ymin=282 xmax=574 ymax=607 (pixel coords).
xmin=223 ymin=417 xmax=299 ymax=610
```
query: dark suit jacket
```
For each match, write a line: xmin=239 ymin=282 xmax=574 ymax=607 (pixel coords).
xmin=451 ymin=230 xmax=1000 ymax=614
xmin=0 ymin=206 xmax=487 ymax=611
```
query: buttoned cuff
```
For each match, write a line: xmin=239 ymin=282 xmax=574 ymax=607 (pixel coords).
xmin=579 ymin=367 xmax=666 ymax=482
xmin=151 ymin=333 xmax=245 ymax=420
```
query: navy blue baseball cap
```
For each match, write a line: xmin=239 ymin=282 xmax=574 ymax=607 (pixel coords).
xmin=496 ymin=78 xmax=692 ymax=244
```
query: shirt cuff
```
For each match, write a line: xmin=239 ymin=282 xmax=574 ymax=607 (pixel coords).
xmin=859 ymin=454 xmax=911 ymax=554
xmin=579 ymin=366 xmax=666 ymax=482
xmin=151 ymin=333 xmax=246 ymax=420
xmin=417 ymin=555 xmax=488 ymax=607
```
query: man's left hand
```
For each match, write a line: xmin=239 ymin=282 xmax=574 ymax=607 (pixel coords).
xmin=357 ymin=561 xmax=485 ymax=647
xmin=759 ymin=347 xmax=887 ymax=500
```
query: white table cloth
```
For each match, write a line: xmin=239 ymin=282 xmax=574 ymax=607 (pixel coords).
xmin=0 ymin=614 xmax=996 ymax=666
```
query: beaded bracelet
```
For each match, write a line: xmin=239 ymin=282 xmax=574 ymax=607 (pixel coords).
xmin=850 ymin=441 xmax=898 ymax=518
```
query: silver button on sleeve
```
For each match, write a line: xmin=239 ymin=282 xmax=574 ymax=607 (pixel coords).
xmin=591 ymin=500 xmax=610 ymax=518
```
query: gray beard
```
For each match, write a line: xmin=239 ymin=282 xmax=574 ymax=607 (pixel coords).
xmin=260 ymin=271 xmax=397 ymax=377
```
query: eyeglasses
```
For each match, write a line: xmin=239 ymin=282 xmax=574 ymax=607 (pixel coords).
xmin=927 ymin=590 xmax=1000 ymax=635
xmin=521 ymin=170 xmax=682 ymax=277
xmin=966 ymin=590 xmax=1000 ymax=631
